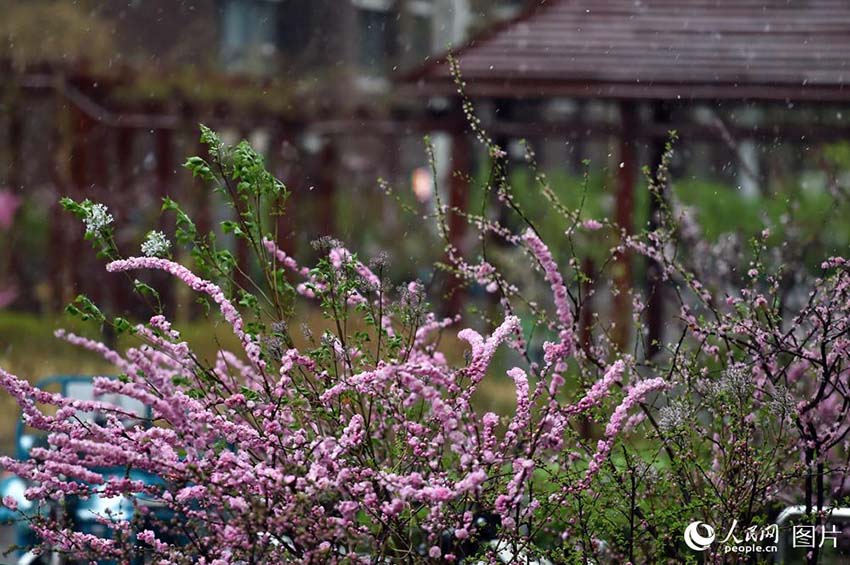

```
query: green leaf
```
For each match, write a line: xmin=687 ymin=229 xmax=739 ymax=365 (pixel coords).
xmin=133 ymin=279 xmax=161 ymax=302
xmin=199 ymin=124 xmax=223 ymax=153
xmin=183 ymin=156 xmax=215 ymax=181
xmin=211 ymin=250 xmax=235 ymax=275
xmin=59 ymin=197 xmax=86 ymax=218
xmin=113 ymin=317 xmax=132 ymax=335
xmin=71 ymin=294 xmax=105 ymax=323
xmin=171 ymin=376 xmax=191 ymax=387
xmin=238 ymin=290 xmax=259 ymax=311
xmin=162 ymin=197 xmax=197 ymax=245
xmin=221 ymin=220 xmax=242 ymax=236
xmin=240 ymin=386 xmax=260 ymax=402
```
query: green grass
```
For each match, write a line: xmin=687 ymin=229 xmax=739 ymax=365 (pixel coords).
xmin=484 ymin=166 xmax=850 ymax=284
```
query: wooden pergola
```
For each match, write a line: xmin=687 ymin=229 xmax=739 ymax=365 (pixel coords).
xmin=401 ymin=0 xmax=850 ymax=354
xmin=1 ymin=61 xmax=330 ymax=316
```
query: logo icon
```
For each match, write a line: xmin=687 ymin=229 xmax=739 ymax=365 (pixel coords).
xmin=684 ymin=521 xmax=716 ymax=551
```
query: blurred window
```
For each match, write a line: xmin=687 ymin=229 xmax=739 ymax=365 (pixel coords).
xmin=354 ymin=0 xmax=396 ymax=74
xmin=277 ymin=2 xmax=314 ymax=56
xmin=220 ymin=0 xmax=280 ymax=72
xmin=407 ymin=0 xmax=434 ymax=59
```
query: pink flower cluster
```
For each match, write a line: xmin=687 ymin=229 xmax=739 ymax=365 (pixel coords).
xmin=0 ymin=233 xmax=670 ymax=563
xmin=574 ymin=377 xmax=668 ymax=492
xmin=107 ymin=257 xmax=265 ymax=371
xmin=523 ymin=228 xmax=574 ymax=372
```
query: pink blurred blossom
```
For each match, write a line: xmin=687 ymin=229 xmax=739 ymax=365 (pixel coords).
xmin=0 ymin=189 xmax=20 ymax=230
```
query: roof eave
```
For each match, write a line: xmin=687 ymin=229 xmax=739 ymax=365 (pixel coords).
xmin=401 ymin=77 xmax=850 ymax=103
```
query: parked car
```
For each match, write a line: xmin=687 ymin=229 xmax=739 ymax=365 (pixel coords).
xmin=0 ymin=376 xmax=175 ymax=565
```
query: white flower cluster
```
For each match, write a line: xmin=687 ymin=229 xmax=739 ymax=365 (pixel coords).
xmin=658 ymin=401 xmax=690 ymax=434
xmin=83 ymin=203 xmax=113 ymax=234
xmin=717 ymin=364 xmax=752 ymax=398
xmin=141 ymin=230 xmax=171 ymax=257
xmin=768 ymin=385 xmax=796 ymax=418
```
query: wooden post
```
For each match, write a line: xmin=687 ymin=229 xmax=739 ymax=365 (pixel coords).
xmin=7 ymin=110 xmax=21 ymax=193
xmin=114 ymin=126 xmax=135 ymax=316
xmin=570 ymin=100 xmax=587 ymax=173
xmin=269 ymin=117 xmax=298 ymax=256
xmin=612 ymin=102 xmax=637 ymax=350
xmin=446 ymin=118 xmax=471 ymax=316
xmin=69 ymin=103 xmax=94 ymax=303
xmin=90 ymin=123 xmax=111 ymax=314
xmin=181 ymin=104 xmax=214 ymax=320
xmin=5 ymin=106 xmax=26 ymax=308
xmin=154 ymin=125 xmax=175 ymax=314
xmin=646 ymin=102 xmax=673 ymax=359
xmin=154 ymin=128 xmax=174 ymax=209
xmin=48 ymin=95 xmax=70 ymax=311
xmin=315 ymin=140 xmax=337 ymax=237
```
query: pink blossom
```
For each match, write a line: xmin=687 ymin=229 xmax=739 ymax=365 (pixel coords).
xmin=0 ymin=189 xmax=20 ymax=230
xmin=522 ymin=228 xmax=574 ymax=369
xmin=565 ymin=360 xmax=626 ymax=415
xmin=574 ymin=377 xmax=667 ymax=492
xmin=2 ymin=495 xmax=18 ymax=511
xmin=106 ymin=257 xmax=265 ymax=371
xmin=0 ymin=286 xmax=17 ymax=309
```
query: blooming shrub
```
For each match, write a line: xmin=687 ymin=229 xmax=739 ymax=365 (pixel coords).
xmin=1 ymin=114 xmax=849 ymax=564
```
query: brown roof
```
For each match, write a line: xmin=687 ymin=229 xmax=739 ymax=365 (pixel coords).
xmin=405 ymin=0 xmax=850 ymax=102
